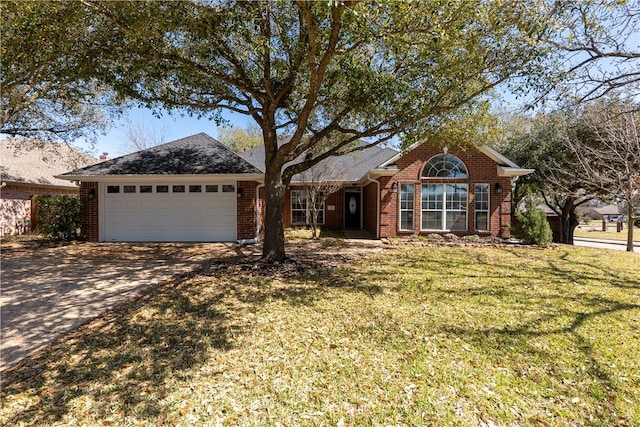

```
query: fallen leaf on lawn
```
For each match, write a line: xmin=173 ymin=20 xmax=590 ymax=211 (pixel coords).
xmin=180 ymin=403 xmax=190 ymax=416
xmin=531 ymin=419 xmax=552 ymax=427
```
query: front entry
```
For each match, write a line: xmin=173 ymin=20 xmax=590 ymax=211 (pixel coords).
xmin=344 ymin=190 xmax=362 ymax=229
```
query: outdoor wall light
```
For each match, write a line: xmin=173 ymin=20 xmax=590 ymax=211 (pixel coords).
xmin=495 ymin=183 xmax=503 ymax=194
xmin=87 ymin=188 xmax=96 ymax=200
xmin=391 ymin=182 xmax=398 ymax=193
xmin=237 ymin=188 xmax=243 ymax=198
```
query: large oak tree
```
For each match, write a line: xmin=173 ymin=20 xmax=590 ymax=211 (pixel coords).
xmin=1 ymin=1 xmax=117 ymax=144
xmin=14 ymin=0 xmax=559 ymax=260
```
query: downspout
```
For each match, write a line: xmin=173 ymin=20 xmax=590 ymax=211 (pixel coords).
xmin=365 ymin=173 xmax=380 ymax=239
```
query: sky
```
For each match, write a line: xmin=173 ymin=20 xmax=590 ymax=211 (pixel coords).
xmin=77 ymin=107 xmax=252 ymax=158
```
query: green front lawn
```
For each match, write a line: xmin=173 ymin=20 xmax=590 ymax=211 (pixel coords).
xmin=2 ymin=244 xmax=639 ymax=426
xmin=574 ymin=226 xmax=640 ymax=242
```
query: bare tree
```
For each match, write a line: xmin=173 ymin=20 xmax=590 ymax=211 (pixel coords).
xmin=564 ymin=99 xmax=639 ymax=252
xmin=298 ymin=164 xmax=344 ymax=239
xmin=121 ymin=117 xmax=171 ymax=154
xmin=541 ymin=1 xmax=640 ymax=105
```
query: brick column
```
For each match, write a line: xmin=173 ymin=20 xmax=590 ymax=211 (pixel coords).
xmin=80 ymin=182 xmax=99 ymax=241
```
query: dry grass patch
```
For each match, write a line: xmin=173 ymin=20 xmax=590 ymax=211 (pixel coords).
xmin=1 ymin=244 xmax=639 ymax=426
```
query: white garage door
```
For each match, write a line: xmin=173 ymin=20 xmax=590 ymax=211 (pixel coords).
xmin=103 ymin=183 xmax=237 ymax=242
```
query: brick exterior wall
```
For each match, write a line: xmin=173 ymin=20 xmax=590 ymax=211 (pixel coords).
xmin=283 ymin=186 xmax=344 ymax=229
xmin=79 ymin=182 xmax=99 ymax=242
xmin=1 ymin=183 xmax=79 ymax=235
xmin=237 ymin=181 xmax=259 ymax=240
xmin=379 ymin=144 xmax=512 ymax=239
xmin=362 ymin=182 xmax=379 ymax=237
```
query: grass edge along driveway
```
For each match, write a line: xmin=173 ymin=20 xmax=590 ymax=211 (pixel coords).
xmin=1 ymin=244 xmax=639 ymax=426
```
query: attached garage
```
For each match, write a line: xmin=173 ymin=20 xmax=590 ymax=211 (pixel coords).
xmin=101 ymin=182 xmax=238 ymax=242
xmin=57 ymin=133 xmax=263 ymax=243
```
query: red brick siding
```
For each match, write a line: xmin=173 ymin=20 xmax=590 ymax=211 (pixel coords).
xmin=362 ymin=182 xmax=379 ymax=237
xmin=1 ymin=184 xmax=79 ymax=234
xmin=1 ymin=183 xmax=77 ymax=200
xmin=237 ymin=181 xmax=258 ymax=240
xmin=284 ymin=186 xmax=344 ymax=229
xmin=379 ymin=145 xmax=512 ymax=238
xmin=80 ymin=182 xmax=99 ymax=242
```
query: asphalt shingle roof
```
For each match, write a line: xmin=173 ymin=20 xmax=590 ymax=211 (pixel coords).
xmin=239 ymin=143 xmax=398 ymax=183
xmin=60 ymin=133 xmax=262 ymax=177
xmin=0 ymin=139 xmax=96 ymax=187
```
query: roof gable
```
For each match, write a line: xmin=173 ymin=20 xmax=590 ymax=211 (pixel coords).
xmin=60 ymin=133 xmax=262 ymax=177
xmin=0 ymin=139 xmax=96 ymax=188
xmin=379 ymin=139 xmax=533 ymax=177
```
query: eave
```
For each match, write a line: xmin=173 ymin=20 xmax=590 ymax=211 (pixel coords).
xmin=497 ymin=166 xmax=535 ymax=177
xmin=55 ymin=173 xmax=265 ymax=183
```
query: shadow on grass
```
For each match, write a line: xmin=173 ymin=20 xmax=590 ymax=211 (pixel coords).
xmin=0 ymin=252 xmax=382 ymax=425
xmin=384 ymin=246 xmax=639 ymax=424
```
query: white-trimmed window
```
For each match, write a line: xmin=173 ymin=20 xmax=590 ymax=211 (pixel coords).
xmin=420 ymin=154 xmax=469 ymax=231
xmin=399 ymin=183 xmax=414 ymax=231
xmin=291 ymin=189 xmax=325 ymax=225
xmin=474 ymin=183 xmax=490 ymax=232
xmin=421 ymin=183 xmax=468 ymax=231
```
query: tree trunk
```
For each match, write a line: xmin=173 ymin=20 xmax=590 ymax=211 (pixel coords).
xmin=627 ymin=201 xmax=634 ymax=252
xmin=262 ymin=165 xmax=288 ymax=262
xmin=557 ymin=198 xmax=579 ymax=245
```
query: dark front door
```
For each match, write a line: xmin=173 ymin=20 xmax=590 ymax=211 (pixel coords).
xmin=344 ymin=191 xmax=362 ymax=229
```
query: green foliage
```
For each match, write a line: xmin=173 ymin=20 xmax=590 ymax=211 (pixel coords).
xmin=461 ymin=234 xmax=480 ymax=242
xmin=1 ymin=1 xmax=117 ymax=143
xmin=37 ymin=196 xmax=82 ymax=240
xmin=513 ymin=194 xmax=553 ymax=246
xmin=217 ymin=125 xmax=263 ymax=153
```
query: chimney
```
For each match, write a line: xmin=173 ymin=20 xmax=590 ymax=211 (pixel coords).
xmin=99 ymin=152 xmax=109 ymax=161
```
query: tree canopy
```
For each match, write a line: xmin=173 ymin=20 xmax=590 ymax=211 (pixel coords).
xmin=70 ymin=0 xmax=556 ymax=260
xmin=1 ymin=1 xmax=117 ymax=143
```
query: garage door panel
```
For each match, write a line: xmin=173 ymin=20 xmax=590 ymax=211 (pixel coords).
xmin=103 ymin=183 xmax=238 ymax=242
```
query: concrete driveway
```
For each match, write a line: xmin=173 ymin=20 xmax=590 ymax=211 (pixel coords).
xmin=0 ymin=241 xmax=257 ymax=370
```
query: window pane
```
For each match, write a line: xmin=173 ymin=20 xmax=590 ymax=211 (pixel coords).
xmin=474 ymin=184 xmax=489 ymax=231
xmin=124 ymin=185 xmax=136 ymax=193
xmin=291 ymin=190 xmax=307 ymax=224
xmin=400 ymin=184 xmax=414 ymax=231
xmin=475 ymin=212 xmax=489 ymax=231
xmin=205 ymin=185 xmax=218 ymax=193
xmin=173 ymin=185 xmax=185 ymax=193
xmin=156 ymin=185 xmax=169 ymax=193
xmin=107 ymin=185 xmax=119 ymax=193
xmin=401 ymin=211 xmax=414 ymax=230
xmin=140 ymin=185 xmax=152 ymax=193
xmin=422 ymin=211 xmax=442 ymax=230
xmin=189 ymin=185 xmax=202 ymax=193
xmin=222 ymin=184 xmax=235 ymax=193
xmin=422 ymin=154 xmax=468 ymax=178
xmin=447 ymin=211 xmax=467 ymax=230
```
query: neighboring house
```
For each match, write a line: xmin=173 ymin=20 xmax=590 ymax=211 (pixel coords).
xmin=0 ymin=140 xmax=96 ymax=236
xmin=58 ymin=132 xmax=533 ymax=242
xmin=585 ymin=204 xmax=623 ymax=221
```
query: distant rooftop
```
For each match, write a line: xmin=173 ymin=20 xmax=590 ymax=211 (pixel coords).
xmin=0 ymin=139 xmax=96 ymax=188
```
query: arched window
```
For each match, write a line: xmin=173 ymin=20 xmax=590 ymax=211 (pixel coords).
xmin=422 ymin=154 xmax=468 ymax=178
xmin=420 ymin=154 xmax=468 ymax=231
